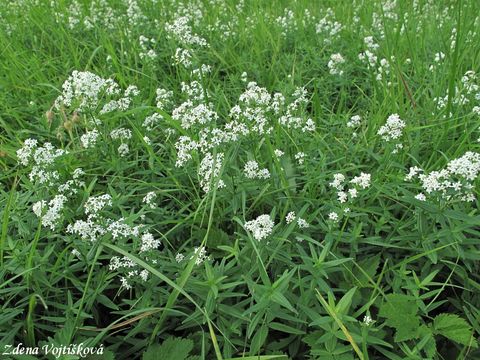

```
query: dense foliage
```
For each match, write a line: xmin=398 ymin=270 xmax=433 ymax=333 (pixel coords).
xmin=1 ymin=0 xmax=479 ymax=359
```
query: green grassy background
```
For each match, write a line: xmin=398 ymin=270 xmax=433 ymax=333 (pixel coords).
xmin=0 ymin=0 xmax=479 ymax=359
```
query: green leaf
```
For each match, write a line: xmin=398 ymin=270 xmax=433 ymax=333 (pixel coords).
xmin=143 ymin=337 xmax=194 ymax=360
xmin=433 ymin=313 xmax=478 ymax=348
xmin=378 ymin=294 xmax=420 ymax=342
xmin=250 ymin=324 xmax=269 ymax=355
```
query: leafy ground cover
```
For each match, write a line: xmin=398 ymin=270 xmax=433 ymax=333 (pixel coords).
xmin=0 ymin=0 xmax=479 ymax=359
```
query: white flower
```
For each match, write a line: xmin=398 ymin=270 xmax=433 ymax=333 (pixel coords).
xmin=140 ymin=232 xmax=160 ymax=252
xmin=347 ymin=115 xmax=362 ymax=128
xmin=244 ymin=160 xmax=270 ymax=179
xmin=350 ymin=173 xmax=371 ymax=189
xmin=415 ymin=193 xmax=426 ymax=201
xmin=118 ymin=143 xmax=129 ymax=157
xmin=191 ymin=246 xmax=208 ymax=265
xmin=377 ymin=114 xmax=406 ymax=142
xmin=175 ymin=253 xmax=185 ymax=263
xmin=405 ymin=166 xmax=422 ymax=181
xmin=139 ymin=269 xmax=149 ymax=282
xmin=295 ymin=152 xmax=305 ymax=165
xmin=39 ymin=195 xmax=67 ymax=230
xmin=143 ymin=191 xmax=156 ymax=208
xmin=54 ymin=70 xmax=121 ymax=112
xmin=110 ymin=128 xmax=132 ymax=140
xmin=17 ymin=138 xmax=38 ymax=166
xmin=363 ymin=315 xmax=374 ymax=326
xmin=81 ymin=129 xmax=100 ymax=148
xmin=85 ymin=194 xmax=112 ymax=217
xmin=297 ymin=218 xmax=310 ymax=228
xmin=199 ymin=153 xmax=225 ymax=193
xmin=286 ymin=211 xmax=296 ymax=224
xmin=32 ymin=200 xmax=46 ymax=217
xmin=328 ymin=53 xmax=345 ymax=76
xmin=328 ymin=212 xmax=339 ymax=222
xmin=274 ymin=149 xmax=284 ymax=157
xmin=143 ymin=113 xmax=163 ymax=131
xmin=330 ymin=173 xmax=345 ymax=190
xmin=244 ymin=214 xmax=275 ymax=241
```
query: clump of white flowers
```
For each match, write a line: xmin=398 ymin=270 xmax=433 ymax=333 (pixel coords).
xmin=377 ymin=114 xmax=406 ymax=153
xmin=142 ymin=192 xmax=156 ymax=209
xmin=191 ymin=246 xmax=209 ymax=265
xmin=17 ymin=139 xmax=66 ymax=185
xmin=165 ymin=16 xmax=208 ymax=47
xmin=347 ymin=115 xmax=362 ymax=137
xmin=173 ymin=47 xmax=192 ymax=68
xmin=405 ymin=152 xmax=480 ymax=202
xmin=80 ymin=129 xmax=100 ymax=148
xmin=54 ymin=70 xmax=120 ymax=112
xmin=295 ymin=152 xmax=305 ymax=165
xmin=85 ymin=194 xmax=112 ymax=218
xmin=198 ymin=152 xmax=225 ymax=193
xmin=139 ymin=35 xmax=157 ymax=61
xmin=143 ymin=113 xmax=163 ymax=131
xmin=244 ymin=214 xmax=275 ymax=241
xmin=328 ymin=211 xmax=339 ymax=222
xmin=285 ymin=211 xmax=309 ymax=228
xmin=328 ymin=53 xmax=345 ymax=76
xmin=140 ymin=232 xmax=160 ymax=252
xmin=244 ymin=160 xmax=270 ymax=179
xmin=156 ymin=88 xmax=173 ymax=110
xmin=316 ymin=8 xmax=342 ymax=45
xmin=32 ymin=194 xmax=67 ymax=230
xmin=330 ymin=172 xmax=371 ymax=205
xmin=347 ymin=115 xmax=362 ymax=128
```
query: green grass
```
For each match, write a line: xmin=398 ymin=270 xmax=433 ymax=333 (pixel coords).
xmin=0 ymin=0 xmax=480 ymax=359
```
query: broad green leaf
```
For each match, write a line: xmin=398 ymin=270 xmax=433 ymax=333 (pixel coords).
xmin=433 ymin=313 xmax=478 ymax=348
xmin=143 ymin=337 xmax=194 ymax=360
xmin=378 ymin=294 xmax=420 ymax=342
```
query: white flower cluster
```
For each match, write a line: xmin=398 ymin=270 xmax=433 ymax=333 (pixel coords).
xmin=139 ymin=35 xmax=157 ymax=61
xmin=198 ymin=152 xmax=225 ymax=193
xmin=32 ymin=194 xmax=67 ymax=230
xmin=57 ymin=168 xmax=85 ymax=196
xmin=191 ymin=246 xmax=209 ymax=265
xmin=244 ymin=214 xmax=275 ymax=241
xmin=100 ymin=85 xmax=139 ymax=114
xmin=140 ymin=232 xmax=160 ymax=252
xmin=244 ymin=160 xmax=270 ymax=179
xmin=173 ymin=48 xmax=192 ymax=67
xmin=358 ymin=36 xmax=379 ymax=68
xmin=377 ymin=114 xmax=406 ymax=153
xmin=285 ymin=211 xmax=309 ymax=228
xmin=165 ymin=16 xmax=207 ymax=47
xmin=156 ymin=88 xmax=173 ymax=110
xmin=347 ymin=115 xmax=362 ymax=128
xmin=429 ymin=52 xmax=445 ymax=71
xmin=405 ymin=152 xmax=480 ymax=202
xmin=142 ymin=191 xmax=157 ymax=209
xmin=54 ymin=70 xmax=120 ymax=112
xmin=109 ymin=256 xmax=150 ymax=290
xmin=328 ymin=53 xmax=345 ymax=76
xmin=142 ymin=113 xmax=163 ymax=131
xmin=316 ymin=8 xmax=342 ymax=45
xmin=275 ymin=8 xmax=297 ymax=36
xmin=17 ymin=139 xmax=66 ymax=185
xmin=110 ymin=128 xmax=132 ymax=157
xmin=330 ymin=172 xmax=371 ymax=204
xmin=80 ymin=129 xmax=100 ymax=148
xmin=173 ymin=101 xmax=218 ymax=129
xmin=84 ymin=194 xmax=112 ymax=218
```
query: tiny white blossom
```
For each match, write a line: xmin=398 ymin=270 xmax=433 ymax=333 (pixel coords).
xmin=244 ymin=214 xmax=275 ymax=241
